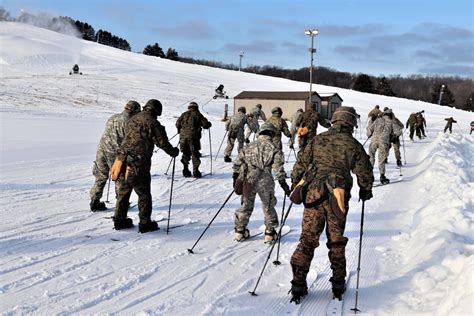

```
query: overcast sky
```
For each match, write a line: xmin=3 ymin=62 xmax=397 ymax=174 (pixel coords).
xmin=3 ymin=0 xmax=474 ymax=77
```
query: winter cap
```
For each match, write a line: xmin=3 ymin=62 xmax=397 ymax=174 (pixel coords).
xmin=124 ymin=100 xmax=141 ymax=114
xmin=188 ymin=101 xmax=199 ymax=109
xmin=144 ymin=99 xmax=163 ymax=116
xmin=331 ymin=106 xmax=359 ymax=127
xmin=271 ymin=107 xmax=282 ymax=115
xmin=375 ymin=105 xmax=380 ymax=109
xmin=238 ymin=106 xmax=247 ymax=114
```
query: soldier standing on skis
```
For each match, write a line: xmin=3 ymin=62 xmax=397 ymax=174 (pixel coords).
xmin=367 ymin=105 xmax=382 ymax=122
xmin=289 ymin=108 xmax=304 ymax=149
xmin=296 ymin=103 xmax=331 ymax=150
xmin=232 ymin=122 xmax=291 ymax=242
xmin=245 ymin=113 xmax=259 ymax=144
xmin=111 ymin=99 xmax=179 ymax=233
xmin=388 ymin=109 xmax=404 ymax=167
xmin=444 ymin=117 xmax=457 ymax=134
xmin=406 ymin=112 xmax=418 ymax=142
xmin=266 ymin=107 xmax=291 ymax=150
xmin=289 ymin=106 xmax=374 ymax=303
xmin=89 ymin=100 xmax=141 ymax=212
xmin=224 ymin=106 xmax=247 ymax=162
xmin=176 ymin=102 xmax=212 ymax=178
xmin=416 ymin=111 xmax=427 ymax=138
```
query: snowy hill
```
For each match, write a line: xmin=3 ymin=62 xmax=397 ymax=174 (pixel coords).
xmin=0 ymin=22 xmax=473 ymax=315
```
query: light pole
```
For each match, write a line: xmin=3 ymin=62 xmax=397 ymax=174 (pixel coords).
xmin=239 ymin=51 xmax=244 ymax=71
xmin=438 ymin=84 xmax=445 ymax=105
xmin=305 ymin=29 xmax=319 ymax=109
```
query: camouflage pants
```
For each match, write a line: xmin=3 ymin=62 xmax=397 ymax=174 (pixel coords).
xmin=90 ymin=149 xmax=118 ymax=202
xmin=369 ymin=141 xmax=389 ymax=174
xmin=114 ymin=159 xmax=153 ymax=225
xmin=180 ymin=137 xmax=201 ymax=172
xmin=272 ymin=135 xmax=283 ymax=151
xmin=408 ymin=125 xmax=416 ymax=140
xmin=415 ymin=125 xmax=422 ymax=139
xmin=224 ymin=130 xmax=244 ymax=157
xmin=290 ymin=188 xmax=348 ymax=285
xmin=392 ymin=138 xmax=401 ymax=161
xmin=234 ymin=176 xmax=278 ymax=231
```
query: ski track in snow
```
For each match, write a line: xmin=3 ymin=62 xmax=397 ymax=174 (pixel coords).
xmin=1 ymin=22 xmax=473 ymax=315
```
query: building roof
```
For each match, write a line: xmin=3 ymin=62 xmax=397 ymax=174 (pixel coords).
xmin=319 ymin=92 xmax=343 ymax=101
xmin=234 ymin=91 xmax=321 ymax=100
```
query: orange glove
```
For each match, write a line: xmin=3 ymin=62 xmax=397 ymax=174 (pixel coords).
xmin=110 ymin=158 xmax=124 ymax=181
xmin=298 ymin=127 xmax=309 ymax=136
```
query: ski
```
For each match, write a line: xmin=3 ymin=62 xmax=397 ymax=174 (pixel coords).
xmin=232 ymin=224 xmax=291 ymax=243
xmin=184 ymin=173 xmax=211 ymax=183
xmin=281 ymin=269 xmax=318 ymax=315
xmin=326 ymin=270 xmax=352 ymax=316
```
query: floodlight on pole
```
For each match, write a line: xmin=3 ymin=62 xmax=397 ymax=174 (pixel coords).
xmin=239 ymin=51 xmax=245 ymax=71
xmin=305 ymin=28 xmax=319 ymax=109
xmin=438 ymin=84 xmax=445 ymax=105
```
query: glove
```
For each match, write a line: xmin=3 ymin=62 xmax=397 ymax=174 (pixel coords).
xmin=232 ymin=172 xmax=239 ymax=188
xmin=245 ymin=138 xmax=250 ymax=144
xmin=170 ymin=147 xmax=179 ymax=158
xmin=204 ymin=122 xmax=212 ymax=129
xmin=279 ymin=179 xmax=291 ymax=196
xmin=359 ymin=188 xmax=373 ymax=201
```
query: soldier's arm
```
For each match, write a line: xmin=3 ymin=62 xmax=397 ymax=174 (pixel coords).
xmin=367 ymin=121 xmax=374 ymax=138
xmin=352 ymin=144 xmax=374 ymax=192
xmin=200 ymin=114 xmax=212 ymax=129
xmin=282 ymin=120 xmax=291 ymax=137
xmin=295 ymin=113 xmax=303 ymax=127
xmin=319 ymin=115 xmax=331 ymax=128
xmin=232 ymin=149 xmax=245 ymax=174
xmin=152 ymin=121 xmax=176 ymax=156
xmin=260 ymin=110 xmax=267 ymax=121
xmin=175 ymin=115 xmax=182 ymax=133
xmin=291 ymin=139 xmax=313 ymax=186
xmin=272 ymin=148 xmax=286 ymax=182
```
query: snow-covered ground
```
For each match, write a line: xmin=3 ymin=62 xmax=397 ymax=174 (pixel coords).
xmin=1 ymin=22 xmax=473 ymax=315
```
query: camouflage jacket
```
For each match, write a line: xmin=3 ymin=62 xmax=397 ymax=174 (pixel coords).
xmin=226 ymin=111 xmax=247 ymax=133
xmin=291 ymin=124 xmax=374 ymax=194
xmin=97 ymin=111 xmax=133 ymax=154
xmin=267 ymin=113 xmax=291 ymax=139
xmin=120 ymin=109 xmax=175 ymax=161
xmin=392 ymin=116 xmax=404 ymax=137
xmin=445 ymin=118 xmax=457 ymax=125
xmin=416 ymin=114 xmax=426 ymax=127
xmin=233 ymin=135 xmax=286 ymax=183
xmin=291 ymin=110 xmax=304 ymax=129
xmin=368 ymin=107 xmax=382 ymax=121
xmin=176 ymin=108 xmax=211 ymax=140
xmin=406 ymin=113 xmax=418 ymax=128
xmin=251 ymin=107 xmax=267 ymax=122
xmin=296 ymin=108 xmax=331 ymax=136
xmin=367 ymin=116 xmax=394 ymax=144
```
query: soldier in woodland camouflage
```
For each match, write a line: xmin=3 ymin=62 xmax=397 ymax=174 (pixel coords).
xmin=251 ymin=104 xmax=267 ymax=129
xmin=113 ymin=99 xmax=179 ymax=233
xmin=367 ymin=110 xmax=397 ymax=184
xmin=295 ymin=104 xmax=331 ymax=149
xmin=444 ymin=117 xmax=457 ymax=133
xmin=289 ymin=106 xmax=374 ymax=302
xmin=244 ymin=113 xmax=259 ymax=143
xmin=232 ymin=122 xmax=290 ymax=242
xmin=176 ymin=102 xmax=212 ymax=178
xmin=289 ymin=108 xmax=304 ymax=149
xmin=89 ymin=101 xmax=141 ymax=212
xmin=266 ymin=107 xmax=291 ymax=150
xmin=406 ymin=112 xmax=418 ymax=141
xmin=224 ymin=106 xmax=247 ymax=162
xmin=416 ymin=111 xmax=427 ymax=138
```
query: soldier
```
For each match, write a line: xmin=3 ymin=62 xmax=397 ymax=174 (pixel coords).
xmin=266 ymin=107 xmax=291 ymax=150
xmin=289 ymin=106 xmax=374 ymax=302
xmin=444 ymin=117 xmax=457 ymax=133
xmin=368 ymin=105 xmax=382 ymax=122
xmin=245 ymin=113 xmax=258 ymax=143
xmin=224 ymin=106 xmax=248 ymax=162
xmin=89 ymin=101 xmax=141 ymax=212
xmin=112 ymin=99 xmax=179 ymax=233
xmin=289 ymin=108 xmax=304 ymax=149
xmin=368 ymin=110 xmax=396 ymax=184
xmin=416 ymin=111 xmax=427 ymax=138
xmin=470 ymin=121 xmax=474 ymax=135
xmin=232 ymin=122 xmax=290 ymax=242
xmin=406 ymin=112 xmax=418 ymax=142
xmin=389 ymin=110 xmax=405 ymax=167
xmin=176 ymin=102 xmax=212 ymax=178
xmin=296 ymin=103 xmax=331 ymax=149
xmin=251 ymin=104 xmax=267 ymax=129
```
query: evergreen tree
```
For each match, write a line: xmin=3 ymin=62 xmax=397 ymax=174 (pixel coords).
xmin=143 ymin=43 xmax=165 ymax=58
xmin=431 ymin=83 xmax=455 ymax=106
xmin=0 ymin=7 xmax=12 ymax=21
xmin=375 ymin=76 xmax=396 ymax=96
xmin=353 ymin=74 xmax=375 ymax=93
xmin=166 ymin=48 xmax=179 ymax=61
xmin=464 ymin=92 xmax=474 ymax=111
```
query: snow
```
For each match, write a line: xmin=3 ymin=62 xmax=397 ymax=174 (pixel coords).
xmin=1 ymin=21 xmax=473 ymax=315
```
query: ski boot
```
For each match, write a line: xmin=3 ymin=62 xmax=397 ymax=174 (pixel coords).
xmin=90 ymin=199 xmax=107 ymax=212
xmin=396 ymin=159 xmax=403 ymax=167
xmin=289 ymin=280 xmax=308 ymax=304
xmin=193 ymin=170 xmax=202 ymax=178
xmin=224 ymin=156 xmax=232 ymax=163
xmin=114 ymin=217 xmax=134 ymax=230
xmin=182 ymin=165 xmax=192 ymax=177
xmin=234 ymin=228 xmax=250 ymax=242
xmin=380 ymin=174 xmax=390 ymax=185
xmin=138 ymin=220 xmax=159 ymax=233
xmin=330 ymin=277 xmax=346 ymax=300
xmin=264 ymin=228 xmax=277 ymax=243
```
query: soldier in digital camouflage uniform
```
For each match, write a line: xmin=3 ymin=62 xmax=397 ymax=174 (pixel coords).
xmin=388 ymin=110 xmax=405 ymax=167
xmin=89 ymin=101 xmax=141 ymax=212
xmin=444 ymin=117 xmax=457 ymax=133
xmin=295 ymin=104 xmax=331 ymax=150
xmin=224 ymin=106 xmax=248 ymax=162
xmin=251 ymin=104 xmax=267 ymax=129
xmin=113 ymin=99 xmax=179 ymax=233
xmin=232 ymin=122 xmax=291 ymax=242
xmin=289 ymin=108 xmax=304 ymax=149
xmin=176 ymin=102 xmax=212 ymax=178
xmin=367 ymin=110 xmax=396 ymax=184
xmin=266 ymin=107 xmax=291 ymax=151
xmin=289 ymin=106 xmax=374 ymax=302
xmin=244 ymin=113 xmax=259 ymax=144
xmin=406 ymin=112 xmax=418 ymax=141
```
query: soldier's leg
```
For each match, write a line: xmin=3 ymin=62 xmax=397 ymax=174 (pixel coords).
xmin=237 ymin=131 xmax=245 ymax=153
xmin=234 ymin=188 xmax=257 ymax=231
xmin=378 ymin=143 xmax=388 ymax=175
xmin=90 ymin=150 xmax=110 ymax=202
xmin=393 ymin=141 xmax=401 ymax=161
xmin=410 ymin=126 xmax=415 ymax=140
xmin=190 ymin=139 xmax=201 ymax=173
xmin=368 ymin=142 xmax=377 ymax=167
xmin=224 ymin=136 xmax=236 ymax=157
xmin=256 ymin=180 xmax=278 ymax=230
xmin=134 ymin=172 xmax=153 ymax=225
xmin=114 ymin=177 xmax=133 ymax=220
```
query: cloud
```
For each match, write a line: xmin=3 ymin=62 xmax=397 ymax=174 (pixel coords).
xmin=152 ymin=21 xmax=215 ymax=39
xmin=319 ymin=24 xmax=388 ymax=37
xmin=221 ymin=40 xmax=276 ymax=54
xmin=418 ymin=64 xmax=474 ymax=77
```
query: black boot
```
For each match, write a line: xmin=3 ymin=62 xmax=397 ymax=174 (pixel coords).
xmin=330 ymin=277 xmax=346 ymax=300
xmin=397 ymin=159 xmax=403 ymax=167
xmin=138 ymin=220 xmax=159 ymax=233
xmin=224 ymin=156 xmax=232 ymax=163
xmin=90 ymin=200 xmax=107 ymax=212
xmin=182 ymin=165 xmax=192 ymax=177
xmin=380 ymin=174 xmax=390 ymax=185
xmin=114 ymin=217 xmax=134 ymax=230
xmin=289 ymin=280 xmax=308 ymax=304
xmin=193 ymin=170 xmax=202 ymax=178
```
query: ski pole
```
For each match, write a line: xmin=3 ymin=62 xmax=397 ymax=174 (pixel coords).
xmin=187 ymin=190 xmax=235 ymax=254
xmin=214 ymin=130 xmax=228 ymax=161
xmin=166 ymin=157 xmax=176 ymax=235
xmin=362 ymin=136 xmax=370 ymax=147
xmin=286 ymin=148 xmax=292 ymax=163
xmin=165 ymin=140 xmax=180 ymax=175
xmin=401 ymin=133 xmax=407 ymax=165
xmin=249 ymin=202 xmax=293 ymax=296
xmin=351 ymin=200 xmax=366 ymax=313
xmin=455 ymin=122 xmax=463 ymax=133
xmin=273 ymin=194 xmax=287 ymax=266
xmin=105 ymin=174 xmax=111 ymax=203
xmin=209 ymin=128 xmax=213 ymax=175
